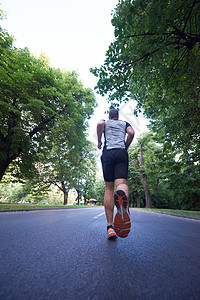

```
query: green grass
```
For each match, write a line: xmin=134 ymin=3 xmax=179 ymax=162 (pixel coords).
xmin=133 ymin=208 xmax=200 ymax=218
xmin=0 ymin=204 xmax=89 ymax=210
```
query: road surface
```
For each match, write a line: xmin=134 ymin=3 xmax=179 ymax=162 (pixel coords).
xmin=0 ymin=207 xmax=200 ymax=299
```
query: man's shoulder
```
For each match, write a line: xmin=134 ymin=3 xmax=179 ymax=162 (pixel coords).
xmin=105 ymin=119 xmax=132 ymax=128
xmin=98 ymin=119 xmax=105 ymax=124
xmin=118 ymin=120 xmax=131 ymax=128
xmin=125 ymin=121 xmax=131 ymax=128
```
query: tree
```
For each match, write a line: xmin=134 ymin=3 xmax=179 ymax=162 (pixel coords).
xmin=90 ymin=0 xmax=200 ymax=167
xmin=128 ymin=132 xmax=200 ymax=210
xmin=129 ymin=133 xmax=156 ymax=208
xmin=0 ymin=27 xmax=96 ymax=181
xmin=45 ymin=143 xmax=96 ymax=206
xmin=25 ymin=119 xmax=97 ymax=205
xmin=93 ymin=177 xmax=105 ymax=205
xmin=127 ymin=160 xmax=144 ymax=208
xmin=132 ymin=143 xmax=152 ymax=208
xmin=72 ymin=143 xmax=97 ymax=205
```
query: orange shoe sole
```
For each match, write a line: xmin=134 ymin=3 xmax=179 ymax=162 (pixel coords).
xmin=108 ymin=232 xmax=117 ymax=240
xmin=114 ymin=190 xmax=131 ymax=238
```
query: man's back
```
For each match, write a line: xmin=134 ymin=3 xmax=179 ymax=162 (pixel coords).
xmin=104 ymin=119 xmax=129 ymax=150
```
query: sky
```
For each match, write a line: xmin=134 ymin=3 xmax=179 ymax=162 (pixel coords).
xmin=1 ymin=0 xmax=148 ymax=145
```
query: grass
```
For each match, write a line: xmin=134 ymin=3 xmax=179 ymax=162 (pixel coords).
xmin=0 ymin=204 xmax=89 ymax=211
xmin=134 ymin=208 xmax=200 ymax=218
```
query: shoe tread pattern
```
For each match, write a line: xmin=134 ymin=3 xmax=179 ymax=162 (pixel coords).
xmin=114 ymin=190 xmax=131 ymax=238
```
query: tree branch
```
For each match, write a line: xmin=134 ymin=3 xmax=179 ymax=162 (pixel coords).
xmin=52 ymin=181 xmax=63 ymax=192
xmin=140 ymin=143 xmax=144 ymax=166
xmin=182 ymin=0 xmax=197 ymax=36
xmin=29 ymin=116 xmax=55 ymax=138
xmin=127 ymin=31 xmax=199 ymax=39
xmin=133 ymin=158 xmax=140 ymax=170
xmin=126 ymin=41 xmax=177 ymax=66
xmin=168 ymin=48 xmax=188 ymax=81
xmin=127 ymin=32 xmax=175 ymax=38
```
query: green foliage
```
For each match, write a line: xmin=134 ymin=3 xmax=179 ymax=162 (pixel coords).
xmin=0 ymin=169 xmax=68 ymax=204
xmin=15 ymin=126 xmax=98 ymax=205
xmin=0 ymin=26 xmax=96 ymax=182
xmin=128 ymin=132 xmax=200 ymax=210
xmin=73 ymin=144 xmax=97 ymax=203
xmin=0 ymin=24 xmax=98 ymax=205
xmin=90 ymin=0 xmax=200 ymax=209
xmin=93 ymin=177 xmax=105 ymax=205
xmin=90 ymin=0 xmax=200 ymax=167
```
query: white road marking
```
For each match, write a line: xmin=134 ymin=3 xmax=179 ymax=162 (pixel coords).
xmin=93 ymin=212 xmax=105 ymax=219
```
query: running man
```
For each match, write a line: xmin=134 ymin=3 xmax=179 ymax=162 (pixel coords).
xmin=97 ymin=108 xmax=135 ymax=239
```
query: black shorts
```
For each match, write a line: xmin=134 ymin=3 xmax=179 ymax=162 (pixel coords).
xmin=101 ymin=148 xmax=129 ymax=182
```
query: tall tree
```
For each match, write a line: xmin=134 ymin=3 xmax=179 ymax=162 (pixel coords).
xmin=129 ymin=132 xmax=200 ymax=210
xmin=36 ymin=142 xmax=96 ymax=206
xmin=132 ymin=143 xmax=152 ymax=208
xmin=93 ymin=178 xmax=105 ymax=205
xmin=0 ymin=28 xmax=96 ymax=181
xmin=73 ymin=150 xmax=96 ymax=205
xmin=90 ymin=0 xmax=200 ymax=166
xmin=127 ymin=161 xmax=143 ymax=208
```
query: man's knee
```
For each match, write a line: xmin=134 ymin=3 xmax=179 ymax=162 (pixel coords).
xmin=105 ymin=181 xmax=114 ymax=191
xmin=115 ymin=179 xmax=129 ymax=197
xmin=115 ymin=178 xmax=127 ymax=188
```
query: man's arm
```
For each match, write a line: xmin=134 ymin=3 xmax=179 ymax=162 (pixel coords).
xmin=97 ymin=120 xmax=105 ymax=149
xmin=125 ymin=126 xmax=135 ymax=150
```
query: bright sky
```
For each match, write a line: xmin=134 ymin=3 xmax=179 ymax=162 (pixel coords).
xmin=1 ymin=0 xmax=148 ymax=145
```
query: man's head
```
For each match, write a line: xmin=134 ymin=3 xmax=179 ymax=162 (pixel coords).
xmin=109 ymin=108 xmax=119 ymax=120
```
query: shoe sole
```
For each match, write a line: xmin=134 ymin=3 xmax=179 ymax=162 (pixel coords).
xmin=114 ymin=190 xmax=131 ymax=238
xmin=108 ymin=233 xmax=117 ymax=240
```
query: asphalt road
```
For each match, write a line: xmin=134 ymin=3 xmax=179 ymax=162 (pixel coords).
xmin=0 ymin=207 xmax=200 ymax=300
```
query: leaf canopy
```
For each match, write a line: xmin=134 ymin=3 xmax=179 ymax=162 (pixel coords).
xmin=0 ymin=27 xmax=96 ymax=180
xmin=90 ymin=0 xmax=200 ymax=164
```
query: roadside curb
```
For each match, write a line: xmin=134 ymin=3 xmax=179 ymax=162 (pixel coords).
xmin=1 ymin=207 xmax=199 ymax=220
xmin=131 ymin=208 xmax=200 ymax=221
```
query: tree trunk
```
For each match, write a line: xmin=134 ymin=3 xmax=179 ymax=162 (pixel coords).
xmin=61 ymin=181 xmax=68 ymax=205
xmin=83 ymin=195 xmax=87 ymax=205
xmin=135 ymin=194 xmax=141 ymax=208
xmin=133 ymin=143 xmax=152 ymax=208
xmin=140 ymin=172 xmax=152 ymax=208
xmin=77 ymin=191 xmax=80 ymax=205
xmin=131 ymin=195 xmax=135 ymax=207
xmin=0 ymin=160 xmax=10 ymax=181
xmin=63 ymin=191 xmax=68 ymax=205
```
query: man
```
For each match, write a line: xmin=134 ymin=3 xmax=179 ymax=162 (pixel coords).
xmin=97 ymin=108 xmax=135 ymax=239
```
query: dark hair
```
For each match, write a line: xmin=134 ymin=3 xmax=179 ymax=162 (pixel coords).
xmin=109 ymin=108 xmax=119 ymax=119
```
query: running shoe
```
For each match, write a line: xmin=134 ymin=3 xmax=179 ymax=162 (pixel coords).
xmin=113 ymin=190 xmax=131 ymax=238
xmin=107 ymin=227 xmax=117 ymax=240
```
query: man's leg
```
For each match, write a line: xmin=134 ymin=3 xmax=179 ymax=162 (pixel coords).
xmin=115 ymin=178 xmax=129 ymax=198
xmin=113 ymin=178 xmax=131 ymax=238
xmin=104 ymin=181 xmax=115 ymax=224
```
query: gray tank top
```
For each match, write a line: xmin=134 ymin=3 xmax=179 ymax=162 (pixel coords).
xmin=104 ymin=120 xmax=130 ymax=150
